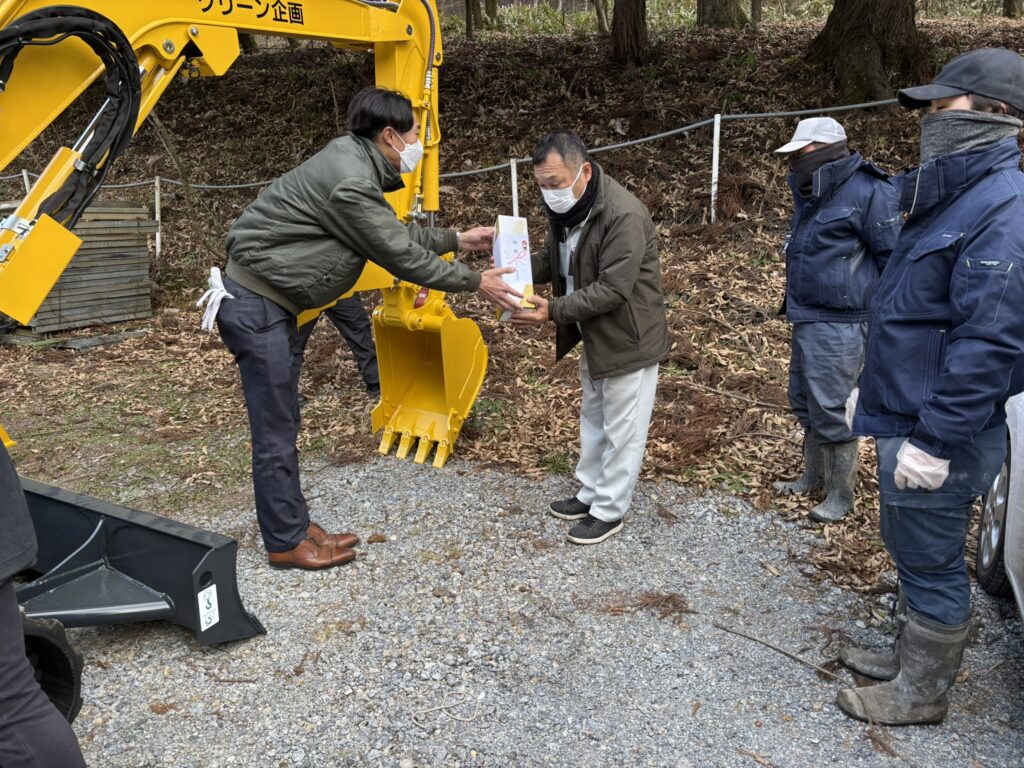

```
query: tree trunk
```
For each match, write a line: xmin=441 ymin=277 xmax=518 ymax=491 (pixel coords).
xmin=594 ymin=0 xmax=611 ymax=36
xmin=466 ymin=0 xmax=483 ymax=39
xmin=239 ymin=34 xmax=258 ymax=54
xmin=697 ymin=0 xmax=749 ymax=27
xmin=485 ymin=0 xmax=498 ymax=27
xmin=808 ymin=0 xmax=925 ymax=102
xmin=610 ymin=0 xmax=649 ymax=66
xmin=1006 ymin=0 xmax=1023 ymax=18
xmin=751 ymin=0 xmax=762 ymax=24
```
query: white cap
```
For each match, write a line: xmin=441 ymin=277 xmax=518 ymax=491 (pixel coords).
xmin=774 ymin=117 xmax=847 ymax=155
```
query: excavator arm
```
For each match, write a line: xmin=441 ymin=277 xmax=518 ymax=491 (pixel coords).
xmin=0 ymin=0 xmax=487 ymax=468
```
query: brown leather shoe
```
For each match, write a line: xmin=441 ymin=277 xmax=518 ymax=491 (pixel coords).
xmin=267 ymin=538 xmax=355 ymax=570
xmin=307 ymin=522 xmax=359 ymax=550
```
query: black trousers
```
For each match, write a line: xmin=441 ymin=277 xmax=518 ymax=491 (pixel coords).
xmin=0 ymin=580 xmax=86 ymax=768
xmin=300 ymin=297 xmax=380 ymax=392
xmin=218 ymin=277 xmax=309 ymax=552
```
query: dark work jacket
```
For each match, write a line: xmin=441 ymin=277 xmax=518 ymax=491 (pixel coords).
xmin=783 ymin=152 xmax=902 ymax=323
xmin=0 ymin=442 xmax=36 ymax=583
xmin=531 ymin=168 xmax=669 ymax=380
xmin=853 ymin=138 xmax=1024 ymax=459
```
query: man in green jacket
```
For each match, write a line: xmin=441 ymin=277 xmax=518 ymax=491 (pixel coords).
xmin=212 ymin=87 xmax=520 ymax=571
xmin=512 ymin=131 xmax=669 ymax=545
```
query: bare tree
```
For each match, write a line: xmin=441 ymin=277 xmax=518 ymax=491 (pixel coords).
xmin=594 ymin=0 xmax=611 ymax=36
xmin=697 ymin=0 xmax=749 ymax=27
xmin=485 ymin=0 xmax=499 ymax=27
xmin=808 ymin=0 xmax=925 ymax=102
xmin=610 ymin=0 xmax=649 ymax=66
xmin=465 ymin=0 xmax=483 ymax=39
xmin=1006 ymin=0 xmax=1023 ymax=18
xmin=751 ymin=0 xmax=763 ymax=24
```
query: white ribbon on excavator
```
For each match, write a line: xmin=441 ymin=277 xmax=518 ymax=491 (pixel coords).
xmin=196 ymin=266 xmax=233 ymax=332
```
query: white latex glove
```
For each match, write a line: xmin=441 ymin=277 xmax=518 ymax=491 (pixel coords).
xmin=196 ymin=266 xmax=233 ymax=332
xmin=844 ymin=386 xmax=859 ymax=431
xmin=894 ymin=439 xmax=950 ymax=491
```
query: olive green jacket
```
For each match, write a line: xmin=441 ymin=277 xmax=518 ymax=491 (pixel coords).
xmin=531 ymin=168 xmax=669 ymax=380
xmin=225 ymin=133 xmax=480 ymax=314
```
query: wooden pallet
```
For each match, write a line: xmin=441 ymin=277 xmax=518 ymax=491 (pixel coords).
xmin=2 ymin=201 xmax=156 ymax=336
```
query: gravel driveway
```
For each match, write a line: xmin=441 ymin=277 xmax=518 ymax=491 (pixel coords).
xmin=68 ymin=457 xmax=1023 ymax=767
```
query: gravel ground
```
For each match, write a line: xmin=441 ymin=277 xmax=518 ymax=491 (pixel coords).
xmin=68 ymin=456 xmax=1023 ymax=768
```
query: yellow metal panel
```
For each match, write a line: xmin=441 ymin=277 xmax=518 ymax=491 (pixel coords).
xmin=0 ymin=214 xmax=82 ymax=325
xmin=0 ymin=425 xmax=14 ymax=449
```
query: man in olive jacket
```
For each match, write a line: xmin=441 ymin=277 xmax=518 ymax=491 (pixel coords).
xmin=512 ymin=131 xmax=668 ymax=545
xmin=211 ymin=87 xmax=520 ymax=571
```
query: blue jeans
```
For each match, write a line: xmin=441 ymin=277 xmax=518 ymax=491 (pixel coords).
xmin=788 ymin=321 xmax=866 ymax=444
xmin=876 ymin=425 xmax=1006 ymax=625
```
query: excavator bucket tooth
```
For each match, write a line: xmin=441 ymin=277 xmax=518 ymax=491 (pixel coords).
xmin=378 ymin=427 xmax=398 ymax=457
xmin=413 ymin=437 xmax=433 ymax=465
xmin=432 ymin=441 xmax=450 ymax=469
xmin=371 ymin=282 xmax=487 ymax=469
xmin=395 ymin=431 xmax=415 ymax=460
xmin=16 ymin=477 xmax=265 ymax=646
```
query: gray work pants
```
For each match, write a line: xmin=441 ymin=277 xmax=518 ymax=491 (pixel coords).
xmin=787 ymin=321 xmax=866 ymax=443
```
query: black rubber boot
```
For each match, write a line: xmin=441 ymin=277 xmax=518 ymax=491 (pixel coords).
xmin=809 ymin=439 xmax=858 ymax=523
xmin=772 ymin=430 xmax=825 ymax=495
xmin=839 ymin=590 xmax=906 ymax=681
xmin=836 ymin=609 xmax=970 ymax=726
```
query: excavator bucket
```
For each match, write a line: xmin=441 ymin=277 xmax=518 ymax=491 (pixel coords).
xmin=371 ymin=282 xmax=487 ymax=469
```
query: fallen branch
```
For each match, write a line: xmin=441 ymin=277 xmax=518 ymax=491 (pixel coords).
xmin=711 ymin=621 xmax=903 ymax=760
xmin=682 ymin=380 xmax=787 ymax=411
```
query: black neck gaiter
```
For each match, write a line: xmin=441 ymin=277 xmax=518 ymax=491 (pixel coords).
xmin=789 ymin=141 xmax=850 ymax=198
xmin=545 ymin=164 xmax=601 ymax=230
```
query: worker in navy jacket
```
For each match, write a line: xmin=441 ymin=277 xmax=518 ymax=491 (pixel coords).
xmin=772 ymin=117 xmax=901 ymax=523
xmin=840 ymin=48 xmax=1024 ymax=727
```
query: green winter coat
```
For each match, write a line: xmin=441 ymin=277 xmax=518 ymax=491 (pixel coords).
xmin=531 ymin=167 xmax=669 ymax=380
xmin=225 ymin=133 xmax=480 ymax=314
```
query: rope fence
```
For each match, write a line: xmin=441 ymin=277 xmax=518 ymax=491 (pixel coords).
xmin=0 ymin=97 xmax=898 ymax=253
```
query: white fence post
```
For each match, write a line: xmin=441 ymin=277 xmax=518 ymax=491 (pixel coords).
xmin=510 ymin=158 xmax=519 ymax=218
xmin=154 ymin=177 xmax=162 ymax=261
xmin=710 ymin=113 xmax=721 ymax=225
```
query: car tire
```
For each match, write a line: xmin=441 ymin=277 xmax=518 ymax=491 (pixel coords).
xmin=977 ymin=435 xmax=1014 ymax=598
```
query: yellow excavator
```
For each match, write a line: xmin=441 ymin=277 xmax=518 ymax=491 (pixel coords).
xmin=0 ymin=0 xmax=487 ymax=469
xmin=0 ymin=0 xmax=488 ymax=714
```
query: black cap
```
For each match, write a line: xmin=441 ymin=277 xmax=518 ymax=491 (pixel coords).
xmin=898 ymin=47 xmax=1024 ymax=113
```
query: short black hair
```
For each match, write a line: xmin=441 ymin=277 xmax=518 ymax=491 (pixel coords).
xmin=346 ymin=87 xmax=415 ymax=140
xmin=969 ymin=93 xmax=1024 ymax=120
xmin=532 ymin=131 xmax=590 ymax=169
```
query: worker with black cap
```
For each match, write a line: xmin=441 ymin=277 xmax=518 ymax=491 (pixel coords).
xmin=840 ymin=47 xmax=1024 ymax=726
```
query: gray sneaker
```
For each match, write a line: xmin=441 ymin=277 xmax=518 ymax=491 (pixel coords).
xmin=567 ymin=515 xmax=623 ymax=545
xmin=549 ymin=497 xmax=590 ymax=521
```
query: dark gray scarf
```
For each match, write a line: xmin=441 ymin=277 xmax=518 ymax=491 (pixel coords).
xmin=919 ymin=109 xmax=1022 ymax=164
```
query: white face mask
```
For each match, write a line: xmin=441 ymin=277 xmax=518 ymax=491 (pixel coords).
xmin=541 ymin=165 xmax=585 ymax=214
xmin=389 ymin=131 xmax=424 ymax=174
